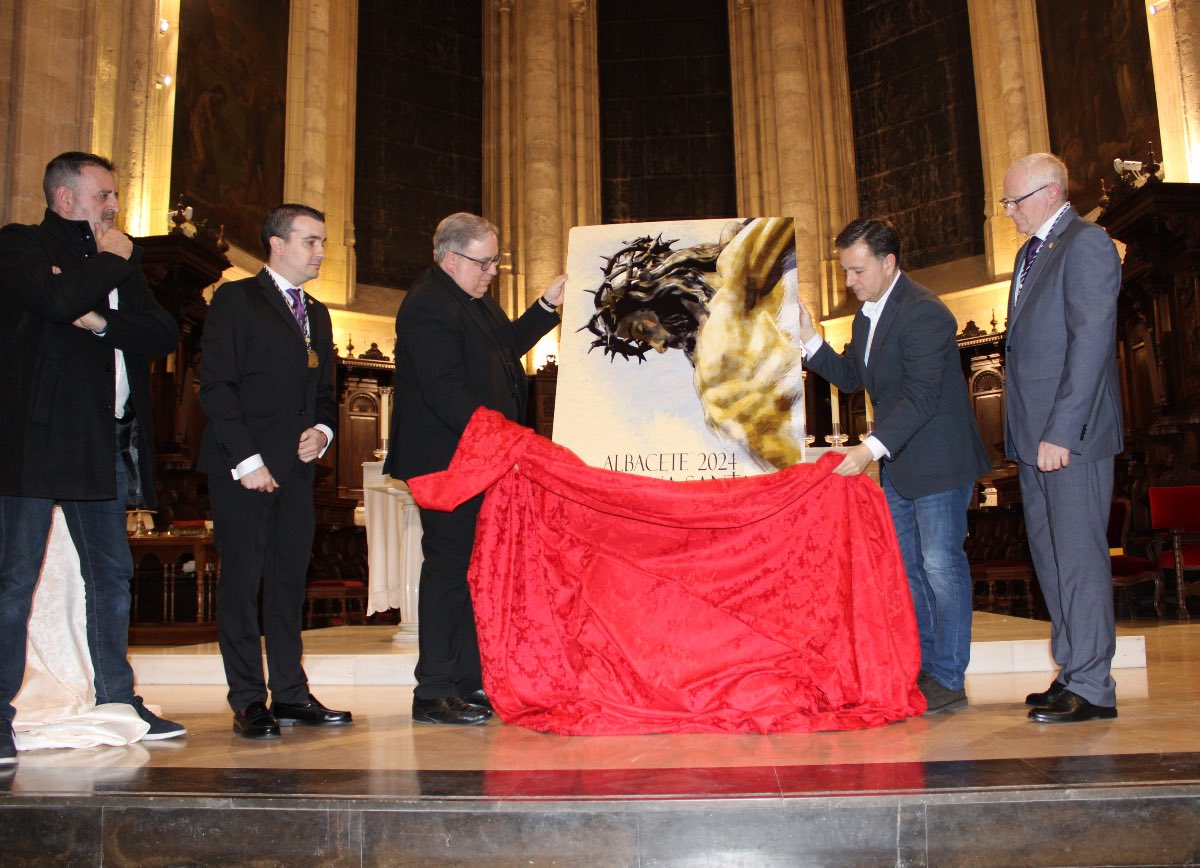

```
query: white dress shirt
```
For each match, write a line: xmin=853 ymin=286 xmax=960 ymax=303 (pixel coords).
xmin=801 ymin=271 xmax=902 ymax=461
xmin=230 ymin=267 xmax=334 ymax=480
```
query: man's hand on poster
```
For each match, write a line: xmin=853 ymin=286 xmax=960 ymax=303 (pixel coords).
xmin=832 ymin=443 xmax=873 ymax=477
xmin=542 ymin=274 xmax=568 ymax=308
xmin=796 ymin=298 xmax=818 ymax=344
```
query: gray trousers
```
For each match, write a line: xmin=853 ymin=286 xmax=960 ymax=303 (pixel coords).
xmin=1018 ymin=456 xmax=1116 ymax=706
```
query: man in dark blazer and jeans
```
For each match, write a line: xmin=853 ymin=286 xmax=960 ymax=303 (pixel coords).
xmin=386 ymin=212 xmax=565 ymax=726
xmin=0 ymin=151 xmax=185 ymax=765
xmin=799 ymin=218 xmax=990 ymax=714
xmin=200 ymin=204 xmax=351 ymax=739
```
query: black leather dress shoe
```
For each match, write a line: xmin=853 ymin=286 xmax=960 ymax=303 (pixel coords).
xmin=918 ymin=673 xmax=968 ymax=714
xmin=271 ymin=694 xmax=353 ymax=727
xmin=1025 ymin=679 xmax=1067 ymax=707
xmin=412 ymin=696 xmax=492 ymax=726
xmin=459 ymin=689 xmax=493 ymax=710
xmin=1028 ymin=689 xmax=1117 ymax=723
xmin=234 ymin=701 xmax=281 ymax=740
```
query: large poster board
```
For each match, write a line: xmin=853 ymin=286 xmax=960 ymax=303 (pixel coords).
xmin=554 ymin=217 xmax=806 ymax=480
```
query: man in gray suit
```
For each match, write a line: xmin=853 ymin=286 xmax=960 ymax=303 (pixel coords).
xmin=799 ymin=218 xmax=990 ymax=714
xmin=1002 ymin=153 xmax=1123 ymax=723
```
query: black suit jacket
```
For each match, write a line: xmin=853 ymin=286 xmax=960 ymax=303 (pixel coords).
xmin=0 ymin=209 xmax=178 ymax=503
xmin=385 ymin=264 xmax=560 ymax=481
xmin=198 ymin=269 xmax=336 ymax=483
xmin=805 ymin=273 xmax=989 ymax=499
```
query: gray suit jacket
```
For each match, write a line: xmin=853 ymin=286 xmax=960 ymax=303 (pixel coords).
xmin=806 ymin=273 xmax=989 ymax=500
xmin=1003 ymin=208 xmax=1123 ymax=465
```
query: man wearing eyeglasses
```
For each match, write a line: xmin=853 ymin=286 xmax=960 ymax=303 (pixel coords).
xmin=385 ymin=212 xmax=566 ymax=726
xmin=1001 ymin=153 xmax=1123 ymax=724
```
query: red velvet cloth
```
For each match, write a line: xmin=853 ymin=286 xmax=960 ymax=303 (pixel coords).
xmin=408 ymin=409 xmax=925 ymax=735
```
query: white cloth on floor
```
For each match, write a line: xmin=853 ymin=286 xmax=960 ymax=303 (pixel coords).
xmin=11 ymin=507 xmax=150 ymax=751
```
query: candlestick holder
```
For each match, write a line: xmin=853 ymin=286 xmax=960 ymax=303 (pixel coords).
xmin=824 ymin=423 xmax=850 ymax=448
xmin=373 ymin=438 xmax=389 ymax=461
xmin=858 ymin=422 xmax=875 ymax=444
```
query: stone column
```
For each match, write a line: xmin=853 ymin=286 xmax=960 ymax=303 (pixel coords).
xmin=93 ymin=0 xmax=179 ymax=238
xmin=0 ymin=0 xmax=102 ymax=225
xmin=967 ymin=0 xmax=1050 ymax=278
xmin=729 ymin=0 xmax=764 ymax=214
xmin=519 ymin=0 xmax=563 ymax=307
xmin=285 ymin=0 xmax=357 ymax=308
xmin=727 ymin=0 xmax=855 ymax=322
xmin=485 ymin=0 xmax=597 ymax=367
xmin=1148 ymin=0 xmax=1200 ymax=182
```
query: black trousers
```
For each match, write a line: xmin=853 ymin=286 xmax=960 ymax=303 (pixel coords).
xmin=209 ymin=463 xmax=315 ymax=711
xmin=413 ymin=493 xmax=485 ymax=699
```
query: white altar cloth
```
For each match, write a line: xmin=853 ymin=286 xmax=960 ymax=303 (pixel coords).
xmin=362 ymin=462 xmax=423 ymax=621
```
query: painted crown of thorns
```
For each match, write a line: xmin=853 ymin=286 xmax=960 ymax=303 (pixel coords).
xmin=580 ymin=234 xmax=722 ymax=362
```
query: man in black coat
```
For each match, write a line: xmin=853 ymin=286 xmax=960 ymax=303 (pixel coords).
xmin=200 ymin=204 xmax=352 ymax=740
xmin=385 ymin=212 xmax=565 ymax=725
xmin=0 ymin=151 xmax=185 ymax=764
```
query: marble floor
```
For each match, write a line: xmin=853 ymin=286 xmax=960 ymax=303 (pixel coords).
xmin=6 ymin=614 xmax=1200 ymax=866
xmin=9 ymin=613 xmax=1199 ymax=777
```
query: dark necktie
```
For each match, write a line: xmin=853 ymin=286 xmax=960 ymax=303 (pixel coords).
xmin=1015 ymin=236 xmax=1043 ymax=301
xmin=285 ymin=286 xmax=308 ymax=336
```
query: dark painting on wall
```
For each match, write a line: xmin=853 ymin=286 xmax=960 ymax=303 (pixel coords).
xmin=170 ymin=0 xmax=289 ymax=254
xmin=1036 ymin=0 xmax=1160 ymax=215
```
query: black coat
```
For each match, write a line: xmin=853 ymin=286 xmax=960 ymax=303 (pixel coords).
xmin=384 ymin=264 xmax=559 ymax=481
xmin=0 ymin=209 xmax=178 ymax=504
xmin=198 ymin=270 xmax=337 ymax=483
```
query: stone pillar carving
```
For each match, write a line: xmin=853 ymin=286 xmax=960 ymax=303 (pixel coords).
xmin=727 ymin=0 xmax=856 ymax=322
xmin=1148 ymin=0 xmax=1200 ymax=182
xmin=0 ymin=0 xmax=102 ymax=225
xmin=967 ymin=0 xmax=1050 ymax=278
xmin=519 ymin=0 xmax=563 ymax=309
xmin=94 ymin=0 xmax=180 ymax=238
xmin=485 ymin=0 xmax=599 ymax=367
xmin=285 ymin=0 xmax=358 ymax=307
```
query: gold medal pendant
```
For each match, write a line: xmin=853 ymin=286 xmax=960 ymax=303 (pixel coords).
xmin=308 ymin=348 xmax=319 ymax=368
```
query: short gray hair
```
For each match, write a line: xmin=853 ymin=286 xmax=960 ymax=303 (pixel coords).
xmin=1010 ymin=153 xmax=1068 ymax=192
xmin=433 ymin=212 xmax=498 ymax=262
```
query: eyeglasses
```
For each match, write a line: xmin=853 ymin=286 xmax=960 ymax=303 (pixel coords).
xmin=1000 ymin=184 xmax=1050 ymax=210
xmin=454 ymin=250 xmax=501 ymax=270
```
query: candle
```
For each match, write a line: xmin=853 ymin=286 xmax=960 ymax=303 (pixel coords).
xmin=865 ymin=396 xmax=874 ymax=427
xmin=830 ymin=384 xmax=840 ymax=427
xmin=379 ymin=390 xmax=390 ymax=441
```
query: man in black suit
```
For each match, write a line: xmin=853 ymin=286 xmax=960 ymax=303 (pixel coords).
xmin=385 ymin=212 xmax=565 ymax=726
xmin=0 ymin=151 xmax=185 ymax=765
xmin=200 ymin=204 xmax=352 ymax=739
xmin=798 ymin=218 xmax=990 ymax=714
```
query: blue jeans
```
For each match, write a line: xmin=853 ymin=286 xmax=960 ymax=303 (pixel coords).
xmin=881 ymin=466 xmax=974 ymax=691
xmin=0 ymin=448 xmax=135 ymax=721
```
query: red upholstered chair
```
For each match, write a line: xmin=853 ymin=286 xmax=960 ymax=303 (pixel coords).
xmin=1108 ymin=497 xmax=1164 ymax=619
xmin=1148 ymin=485 xmax=1200 ymax=619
